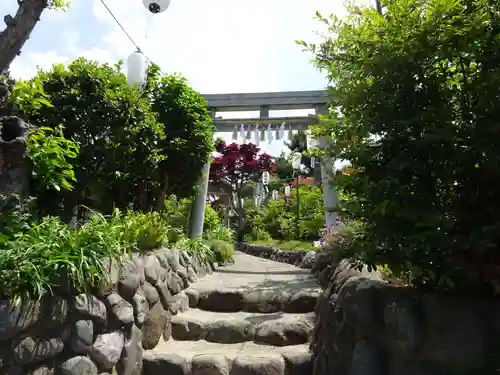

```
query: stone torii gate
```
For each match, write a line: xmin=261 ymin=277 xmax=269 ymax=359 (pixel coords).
xmin=188 ymin=89 xmax=339 ymax=238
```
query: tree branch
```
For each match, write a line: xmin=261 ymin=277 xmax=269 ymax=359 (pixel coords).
xmin=0 ymin=0 xmax=48 ymax=74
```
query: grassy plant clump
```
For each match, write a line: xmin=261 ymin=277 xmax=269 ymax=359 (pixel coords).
xmin=118 ymin=210 xmax=170 ymax=251
xmin=204 ymin=226 xmax=235 ymax=243
xmin=204 ymin=239 xmax=235 ymax=263
xmin=0 ymin=215 xmax=126 ymax=301
xmin=176 ymin=237 xmax=216 ymax=263
xmin=243 ymin=227 xmax=273 ymax=242
xmin=0 ymin=207 xmax=174 ymax=301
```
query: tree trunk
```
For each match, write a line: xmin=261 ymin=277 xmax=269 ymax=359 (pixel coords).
xmin=0 ymin=0 xmax=47 ymax=74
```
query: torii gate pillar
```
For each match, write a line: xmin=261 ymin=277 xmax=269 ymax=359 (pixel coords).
xmin=187 ymin=109 xmax=215 ymax=239
xmin=315 ymin=105 xmax=339 ymax=228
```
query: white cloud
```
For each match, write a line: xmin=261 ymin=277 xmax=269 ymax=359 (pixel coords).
xmin=5 ymin=0 xmax=352 ymax=92
xmin=9 ymin=50 xmax=72 ymax=78
xmin=2 ymin=0 xmax=362 ymax=154
xmin=89 ymin=0 xmax=335 ymax=93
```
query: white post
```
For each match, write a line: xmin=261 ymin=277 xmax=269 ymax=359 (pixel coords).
xmin=188 ymin=108 xmax=216 ymax=238
xmin=315 ymin=105 xmax=339 ymax=228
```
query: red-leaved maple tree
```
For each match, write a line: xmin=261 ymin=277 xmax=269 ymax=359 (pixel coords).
xmin=210 ymin=140 xmax=276 ymax=207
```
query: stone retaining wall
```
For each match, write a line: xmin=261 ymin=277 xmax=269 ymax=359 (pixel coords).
xmin=238 ymin=243 xmax=500 ymax=374
xmin=0 ymin=247 xmax=214 ymax=375
xmin=237 ymin=243 xmax=319 ymax=269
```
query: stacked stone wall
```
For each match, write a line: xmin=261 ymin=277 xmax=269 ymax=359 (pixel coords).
xmin=0 ymin=247 xmax=214 ymax=375
xmin=238 ymin=242 xmax=500 ymax=375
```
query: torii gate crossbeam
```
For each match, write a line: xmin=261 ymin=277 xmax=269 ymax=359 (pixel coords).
xmin=188 ymin=89 xmax=339 ymax=239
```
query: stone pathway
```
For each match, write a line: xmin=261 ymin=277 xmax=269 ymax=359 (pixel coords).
xmin=143 ymin=251 xmax=321 ymax=375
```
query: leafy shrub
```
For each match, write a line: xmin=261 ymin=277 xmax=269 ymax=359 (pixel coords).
xmin=244 ymin=184 xmax=325 ymax=242
xmin=203 ymin=205 xmax=223 ymax=233
xmin=12 ymin=59 xmax=213 ymax=216
xmin=148 ymin=69 xmax=215 ymax=198
xmin=0 ymin=215 xmax=124 ymax=300
xmin=116 ymin=210 xmax=170 ymax=251
xmin=14 ymin=58 xmax=165 ymax=214
xmin=304 ymin=0 xmax=500 ymax=293
xmin=318 ymin=221 xmax=365 ymax=257
xmin=0 ymin=208 xmax=178 ymax=300
xmin=161 ymin=195 xmax=189 ymax=230
xmin=27 ymin=125 xmax=79 ymax=193
xmin=243 ymin=227 xmax=273 ymax=242
xmin=176 ymin=237 xmax=215 ymax=263
xmin=204 ymin=225 xmax=235 ymax=242
xmin=0 ymin=195 xmax=36 ymax=246
xmin=204 ymin=239 xmax=235 ymax=263
xmin=162 ymin=195 xmax=223 ymax=234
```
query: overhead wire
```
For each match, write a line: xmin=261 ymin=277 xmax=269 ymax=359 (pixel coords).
xmin=98 ymin=0 xmax=165 ymax=75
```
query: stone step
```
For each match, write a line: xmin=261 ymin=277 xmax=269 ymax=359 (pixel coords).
xmin=185 ymin=287 xmax=320 ymax=313
xmin=170 ymin=308 xmax=315 ymax=346
xmin=143 ymin=339 xmax=312 ymax=375
xmin=184 ymin=251 xmax=321 ymax=314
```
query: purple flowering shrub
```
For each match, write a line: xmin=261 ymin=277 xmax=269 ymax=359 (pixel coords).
xmin=318 ymin=218 xmax=346 ymax=252
xmin=316 ymin=217 xmax=365 ymax=257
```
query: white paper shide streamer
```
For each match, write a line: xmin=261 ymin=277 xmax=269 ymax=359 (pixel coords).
xmin=267 ymin=124 xmax=273 ymax=144
xmin=279 ymin=122 xmax=286 ymax=140
xmin=239 ymin=124 xmax=245 ymax=142
xmin=254 ymin=125 xmax=260 ymax=146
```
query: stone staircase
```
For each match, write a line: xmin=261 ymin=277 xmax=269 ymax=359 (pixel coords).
xmin=143 ymin=251 xmax=320 ymax=375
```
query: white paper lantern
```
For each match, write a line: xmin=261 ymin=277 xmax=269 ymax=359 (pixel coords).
xmin=291 ymin=152 xmax=302 ymax=170
xmin=261 ymin=171 xmax=270 ymax=186
xmin=127 ymin=51 xmax=148 ymax=88
xmin=143 ymin=0 xmax=171 ymax=13
xmin=272 ymin=190 xmax=279 ymax=200
xmin=284 ymin=185 xmax=291 ymax=197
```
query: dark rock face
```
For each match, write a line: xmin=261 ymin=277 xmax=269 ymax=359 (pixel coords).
xmin=310 ymin=257 xmax=500 ymax=375
xmin=0 ymin=115 xmax=30 ymax=199
xmin=0 ymin=300 xmax=42 ymax=341
xmin=239 ymin=242 xmax=500 ymax=375
xmin=141 ymin=302 xmax=167 ymax=350
xmin=0 ymin=248 xmax=209 ymax=375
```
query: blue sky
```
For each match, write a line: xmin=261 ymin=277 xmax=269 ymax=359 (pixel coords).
xmin=2 ymin=0 xmax=372 ymax=156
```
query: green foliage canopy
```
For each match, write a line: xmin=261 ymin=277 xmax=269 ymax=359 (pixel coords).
xmin=12 ymin=59 xmax=214 ymax=215
xmin=148 ymin=66 xmax=215 ymax=198
xmin=244 ymin=184 xmax=325 ymax=242
xmin=16 ymin=58 xmax=165 ymax=213
xmin=302 ymin=0 xmax=500 ymax=292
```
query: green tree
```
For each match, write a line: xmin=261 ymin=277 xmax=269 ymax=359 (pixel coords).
xmin=302 ymin=0 xmax=500 ymax=293
xmin=148 ymin=66 xmax=215 ymax=201
xmin=275 ymin=153 xmax=294 ymax=180
xmin=16 ymin=58 xmax=165 ymax=216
